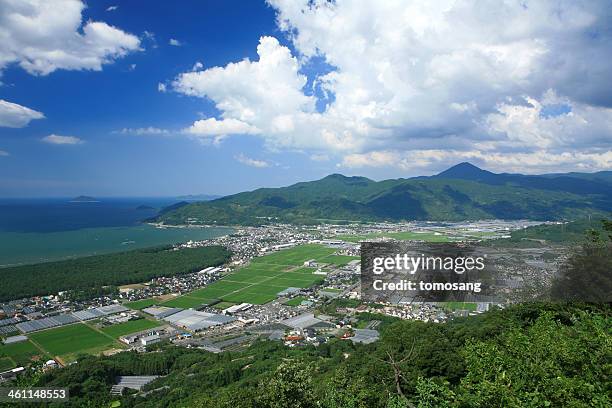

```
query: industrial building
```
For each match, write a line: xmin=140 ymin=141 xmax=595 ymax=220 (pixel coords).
xmin=142 ymin=306 xmax=182 ymax=319
xmin=222 ymin=303 xmax=252 ymax=315
xmin=161 ymin=309 xmax=236 ymax=332
xmin=348 ymin=329 xmax=380 ymax=344
xmin=281 ymin=313 xmax=334 ymax=330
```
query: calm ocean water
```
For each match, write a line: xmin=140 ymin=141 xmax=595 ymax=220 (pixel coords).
xmin=0 ymin=198 xmax=232 ymax=267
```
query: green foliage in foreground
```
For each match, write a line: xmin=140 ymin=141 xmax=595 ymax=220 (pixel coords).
xmin=0 ymin=245 xmax=231 ymax=301
xmin=24 ymin=302 xmax=610 ymax=408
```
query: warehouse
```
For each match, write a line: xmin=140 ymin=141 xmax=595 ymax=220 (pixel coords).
xmin=162 ymin=309 xmax=235 ymax=332
xmin=349 ymin=329 xmax=380 ymax=344
xmin=281 ymin=313 xmax=334 ymax=330
xmin=142 ymin=306 xmax=182 ymax=319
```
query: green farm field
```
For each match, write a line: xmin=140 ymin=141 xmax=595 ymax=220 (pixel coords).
xmin=284 ymin=296 xmax=309 ymax=306
xmin=162 ymin=244 xmax=333 ymax=306
xmin=441 ymin=302 xmax=478 ymax=311
xmin=30 ymin=324 xmax=115 ymax=358
xmin=101 ymin=319 xmax=160 ymax=338
xmin=0 ymin=340 xmax=46 ymax=368
xmin=125 ymin=298 xmax=160 ymax=310
xmin=251 ymin=244 xmax=336 ymax=265
xmin=212 ymin=301 xmax=236 ymax=310
xmin=318 ymin=254 xmax=359 ymax=265
xmin=0 ymin=356 xmax=13 ymax=371
xmin=162 ymin=295 xmax=215 ymax=309
xmin=337 ymin=231 xmax=450 ymax=243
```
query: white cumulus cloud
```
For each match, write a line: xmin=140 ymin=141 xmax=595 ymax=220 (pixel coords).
xmin=169 ymin=38 xmax=182 ymax=47
xmin=0 ymin=149 xmax=8 ymax=156
xmin=184 ymin=118 xmax=261 ymax=138
xmin=117 ymin=127 xmax=170 ymax=136
xmin=0 ymin=0 xmax=140 ymax=76
xmin=166 ymin=0 xmax=612 ymax=173
xmin=0 ymin=99 xmax=44 ymax=128
xmin=235 ymin=153 xmax=271 ymax=168
xmin=42 ymin=134 xmax=83 ymax=145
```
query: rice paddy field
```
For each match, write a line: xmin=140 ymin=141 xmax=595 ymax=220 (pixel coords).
xmin=162 ymin=244 xmax=339 ymax=306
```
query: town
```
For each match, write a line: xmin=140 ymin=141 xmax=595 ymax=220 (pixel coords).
xmin=0 ymin=219 xmax=566 ymax=387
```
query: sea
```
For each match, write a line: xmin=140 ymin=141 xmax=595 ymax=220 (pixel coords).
xmin=0 ymin=198 xmax=233 ymax=267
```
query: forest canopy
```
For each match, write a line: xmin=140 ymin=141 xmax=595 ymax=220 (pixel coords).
xmin=0 ymin=245 xmax=230 ymax=301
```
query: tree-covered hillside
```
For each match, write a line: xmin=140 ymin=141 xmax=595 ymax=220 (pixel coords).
xmin=156 ymin=164 xmax=612 ymax=225
xmin=25 ymin=302 xmax=610 ymax=408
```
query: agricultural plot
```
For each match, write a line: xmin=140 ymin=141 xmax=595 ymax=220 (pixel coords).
xmin=0 ymin=340 xmax=46 ymax=368
xmin=284 ymin=296 xmax=309 ymax=306
xmin=1 ymin=341 xmax=45 ymax=365
xmin=387 ymin=231 xmax=450 ymax=242
xmin=162 ymin=295 xmax=214 ymax=309
xmin=101 ymin=319 xmax=160 ymax=338
xmin=212 ymin=302 xmax=236 ymax=310
xmin=0 ymin=356 xmax=13 ymax=371
xmin=337 ymin=231 xmax=450 ymax=242
xmin=164 ymin=245 xmax=338 ymax=306
xmin=30 ymin=323 xmax=114 ymax=358
xmin=319 ymin=254 xmax=360 ymax=266
xmin=223 ymin=292 xmax=277 ymax=305
xmin=251 ymin=244 xmax=336 ymax=266
xmin=125 ymin=298 xmax=160 ymax=310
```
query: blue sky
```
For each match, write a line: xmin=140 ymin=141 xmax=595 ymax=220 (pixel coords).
xmin=0 ymin=0 xmax=611 ymax=197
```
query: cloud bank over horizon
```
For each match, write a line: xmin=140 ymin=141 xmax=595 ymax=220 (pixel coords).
xmin=166 ymin=0 xmax=612 ymax=174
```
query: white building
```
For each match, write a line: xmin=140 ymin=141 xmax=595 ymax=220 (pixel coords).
xmin=140 ymin=334 xmax=161 ymax=346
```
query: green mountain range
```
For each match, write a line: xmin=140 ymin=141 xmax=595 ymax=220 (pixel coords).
xmin=156 ymin=163 xmax=612 ymax=225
